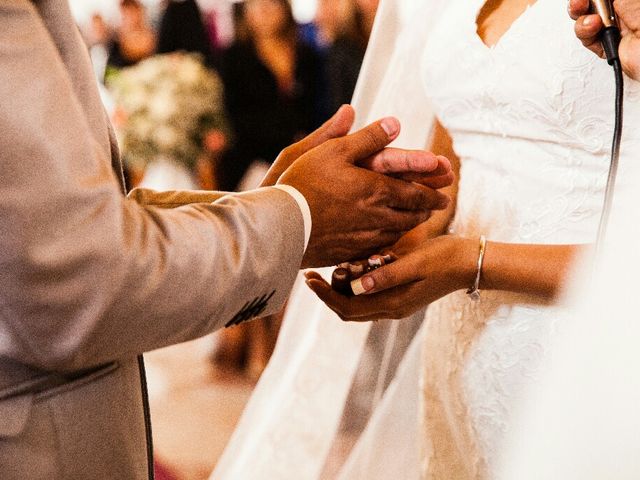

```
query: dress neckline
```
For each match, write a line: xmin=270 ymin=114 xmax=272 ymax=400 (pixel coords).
xmin=473 ymin=0 xmax=540 ymax=50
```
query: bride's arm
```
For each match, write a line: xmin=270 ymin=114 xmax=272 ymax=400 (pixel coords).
xmin=478 ymin=241 xmax=587 ymax=299
xmin=396 ymin=121 xmax=585 ymax=300
xmin=305 ymin=231 xmax=588 ymax=323
xmin=304 ymin=124 xmax=589 ymax=321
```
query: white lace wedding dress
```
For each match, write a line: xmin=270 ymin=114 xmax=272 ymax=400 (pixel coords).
xmin=212 ymin=0 xmax=640 ymax=478
xmin=418 ymin=0 xmax=640 ymax=477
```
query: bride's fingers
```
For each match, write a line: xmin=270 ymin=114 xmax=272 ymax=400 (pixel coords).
xmin=305 ymin=278 xmax=417 ymax=321
xmin=351 ymin=255 xmax=422 ymax=296
xmin=305 ymin=278 xmax=382 ymax=318
xmin=360 ymin=149 xmax=445 ymax=175
xmin=359 ymin=153 xmax=454 ymax=189
xmin=304 ymin=271 xmax=326 ymax=282
xmin=305 ymin=278 xmax=360 ymax=318
xmin=398 ymin=171 xmax=456 ymax=190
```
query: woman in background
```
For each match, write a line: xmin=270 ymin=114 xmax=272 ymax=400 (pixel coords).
xmin=157 ymin=0 xmax=215 ymax=67
xmin=156 ymin=0 xmax=223 ymax=190
xmin=218 ymin=0 xmax=323 ymax=192
xmin=106 ymin=0 xmax=156 ymax=73
xmin=214 ymin=0 xmax=323 ymax=380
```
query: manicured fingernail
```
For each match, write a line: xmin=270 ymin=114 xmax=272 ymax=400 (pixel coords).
xmin=351 ymin=276 xmax=374 ymax=296
xmin=380 ymin=117 xmax=400 ymax=138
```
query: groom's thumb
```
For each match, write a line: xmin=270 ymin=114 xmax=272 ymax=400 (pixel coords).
xmin=293 ymin=104 xmax=355 ymax=155
xmin=329 ymin=117 xmax=401 ymax=164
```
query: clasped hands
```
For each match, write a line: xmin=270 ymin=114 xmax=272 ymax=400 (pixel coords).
xmin=304 ymin=224 xmax=480 ymax=322
xmin=262 ymin=104 xmax=466 ymax=322
xmin=263 ymin=105 xmax=454 ymax=269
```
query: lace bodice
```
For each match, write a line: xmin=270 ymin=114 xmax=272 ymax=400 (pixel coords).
xmin=423 ymin=0 xmax=639 ymax=244
xmin=419 ymin=0 xmax=640 ymax=478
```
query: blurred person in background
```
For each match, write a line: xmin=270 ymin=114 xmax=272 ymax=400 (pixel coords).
xmin=320 ymin=0 xmax=379 ymax=113
xmin=155 ymin=0 xmax=224 ymax=190
xmin=106 ymin=0 xmax=156 ymax=74
xmin=218 ymin=0 xmax=324 ymax=192
xmin=214 ymin=0 xmax=324 ymax=380
xmin=315 ymin=0 xmax=342 ymax=47
xmin=157 ymin=0 xmax=215 ymax=67
xmin=231 ymin=2 xmax=249 ymax=44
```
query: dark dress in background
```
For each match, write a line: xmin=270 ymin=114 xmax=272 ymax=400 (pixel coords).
xmin=324 ymin=34 xmax=366 ymax=115
xmin=218 ymin=40 xmax=324 ymax=191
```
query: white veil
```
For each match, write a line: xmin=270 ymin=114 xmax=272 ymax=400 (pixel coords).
xmin=212 ymin=0 xmax=447 ymax=477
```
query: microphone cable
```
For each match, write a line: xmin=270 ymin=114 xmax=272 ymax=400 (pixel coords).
xmin=595 ymin=26 xmax=624 ymax=252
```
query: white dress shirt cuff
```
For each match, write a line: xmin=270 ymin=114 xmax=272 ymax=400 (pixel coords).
xmin=273 ymin=185 xmax=312 ymax=253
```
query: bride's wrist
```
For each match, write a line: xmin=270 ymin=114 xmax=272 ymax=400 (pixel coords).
xmin=452 ymin=236 xmax=481 ymax=292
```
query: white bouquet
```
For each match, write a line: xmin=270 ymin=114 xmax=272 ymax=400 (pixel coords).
xmin=108 ymin=53 xmax=229 ymax=171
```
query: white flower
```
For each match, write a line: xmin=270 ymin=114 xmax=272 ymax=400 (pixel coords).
xmin=108 ymin=52 xmax=229 ymax=170
xmin=153 ymin=125 xmax=180 ymax=150
xmin=136 ymin=58 xmax=164 ymax=83
xmin=177 ymin=57 xmax=202 ymax=85
xmin=133 ymin=117 xmax=154 ymax=139
xmin=126 ymin=88 xmax=148 ymax=112
xmin=148 ymin=90 xmax=176 ymax=122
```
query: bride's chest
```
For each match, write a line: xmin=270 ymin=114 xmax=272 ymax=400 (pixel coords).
xmin=421 ymin=0 xmax=618 ymax=144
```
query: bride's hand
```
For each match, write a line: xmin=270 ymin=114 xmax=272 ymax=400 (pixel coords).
xmin=387 ymin=215 xmax=452 ymax=257
xmin=304 ymin=235 xmax=477 ymax=322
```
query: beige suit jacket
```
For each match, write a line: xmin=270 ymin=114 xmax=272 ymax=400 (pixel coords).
xmin=0 ymin=1 xmax=305 ymax=478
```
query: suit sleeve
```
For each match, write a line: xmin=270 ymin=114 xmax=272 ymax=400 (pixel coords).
xmin=0 ymin=2 xmax=305 ymax=372
xmin=127 ymin=188 xmax=229 ymax=208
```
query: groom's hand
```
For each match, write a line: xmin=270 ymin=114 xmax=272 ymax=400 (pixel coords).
xmin=262 ymin=105 xmax=454 ymax=190
xmin=279 ymin=116 xmax=451 ymax=268
xmin=570 ymin=0 xmax=640 ymax=80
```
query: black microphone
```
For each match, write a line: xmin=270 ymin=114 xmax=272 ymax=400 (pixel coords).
xmin=590 ymin=0 xmax=624 ymax=251
xmin=590 ymin=0 xmax=621 ymax=64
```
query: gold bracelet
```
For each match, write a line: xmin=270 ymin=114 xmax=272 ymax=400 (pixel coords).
xmin=466 ymin=235 xmax=487 ymax=301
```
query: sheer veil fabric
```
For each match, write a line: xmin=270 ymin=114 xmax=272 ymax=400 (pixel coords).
xmin=211 ymin=0 xmax=447 ymax=478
